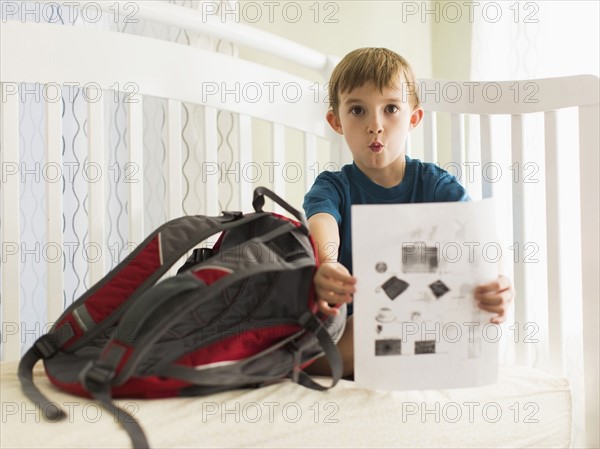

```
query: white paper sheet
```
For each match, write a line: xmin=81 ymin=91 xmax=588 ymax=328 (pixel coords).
xmin=352 ymin=199 xmax=499 ymax=390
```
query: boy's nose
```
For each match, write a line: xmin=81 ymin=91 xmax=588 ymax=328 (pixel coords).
xmin=368 ymin=114 xmax=383 ymax=134
xmin=368 ymin=122 xmax=383 ymax=134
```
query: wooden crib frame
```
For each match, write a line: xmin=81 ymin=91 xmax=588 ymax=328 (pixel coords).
xmin=1 ymin=1 xmax=598 ymax=447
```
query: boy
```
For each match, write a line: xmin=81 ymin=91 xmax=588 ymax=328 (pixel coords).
xmin=303 ymin=48 xmax=514 ymax=377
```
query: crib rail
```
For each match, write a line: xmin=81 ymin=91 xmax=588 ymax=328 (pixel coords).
xmin=0 ymin=7 xmax=598 ymax=447
xmin=35 ymin=0 xmax=334 ymax=74
xmin=1 ymin=21 xmax=329 ymax=137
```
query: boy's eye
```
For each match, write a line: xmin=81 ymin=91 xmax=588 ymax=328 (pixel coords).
xmin=385 ymin=105 xmax=399 ymax=113
xmin=350 ymin=106 xmax=364 ymax=115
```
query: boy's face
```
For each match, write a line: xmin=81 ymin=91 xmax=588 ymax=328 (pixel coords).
xmin=326 ymin=77 xmax=423 ymax=184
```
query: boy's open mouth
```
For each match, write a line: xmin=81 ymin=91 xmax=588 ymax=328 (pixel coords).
xmin=369 ymin=142 xmax=383 ymax=151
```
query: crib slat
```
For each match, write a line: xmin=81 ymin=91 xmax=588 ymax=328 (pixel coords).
xmin=464 ymin=115 xmax=482 ymax=200
xmin=167 ymin=99 xmax=182 ymax=219
xmin=128 ymin=95 xmax=144 ymax=244
xmin=480 ymin=115 xmax=493 ymax=199
xmin=45 ymin=95 xmax=64 ymax=323
xmin=238 ymin=114 xmax=253 ymax=209
xmin=87 ymin=87 xmax=105 ymax=285
xmin=578 ymin=103 xmax=600 ymax=449
xmin=271 ymin=123 xmax=285 ymax=214
xmin=510 ymin=114 xmax=529 ymax=366
xmin=450 ymin=113 xmax=464 ymax=165
xmin=204 ymin=106 xmax=218 ymax=216
xmin=304 ymin=132 xmax=317 ymax=193
xmin=423 ymin=111 xmax=437 ymax=162
xmin=543 ymin=111 xmax=564 ymax=376
xmin=1 ymin=84 xmax=21 ymax=360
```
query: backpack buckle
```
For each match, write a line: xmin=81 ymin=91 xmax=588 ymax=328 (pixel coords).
xmin=299 ymin=311 xmax=323 ymax=334
xmin=80 ymin=361 xmax=116 ymax=388
xmin=33 ymin=335 xmax=59 ymax=359
xmin=222 ymin=211 xmax=243 ymax=221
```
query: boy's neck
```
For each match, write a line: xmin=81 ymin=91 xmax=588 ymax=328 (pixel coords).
xmin=356 ymin=156 xmax=407 ymax=188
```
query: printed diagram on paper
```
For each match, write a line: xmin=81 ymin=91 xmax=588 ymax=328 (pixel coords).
xmin=352 ymin=199 xmax=500 ymax=391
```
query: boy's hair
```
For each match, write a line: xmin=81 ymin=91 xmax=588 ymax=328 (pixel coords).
xmin=328 ymin=48 xmax=421 ymax=114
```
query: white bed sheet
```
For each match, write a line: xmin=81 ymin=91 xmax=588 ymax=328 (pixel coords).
xmin=0 ymin=361 xmax=571 ymax=448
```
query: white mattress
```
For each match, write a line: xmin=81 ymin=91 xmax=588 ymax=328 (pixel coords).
xmin=0 ymin=361 xmax=571 ymax=448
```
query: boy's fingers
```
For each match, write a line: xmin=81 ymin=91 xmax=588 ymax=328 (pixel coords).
xmin=313 ymin=263 xmax=356 ymax=311
xmin=315 ymin=268 xmax=356 ymax=296
xmin=316 ymin=285 xmax=353 ymax=304
xmin=474 ymin=281 xmax=500 ymax=295
xmin=475 ymin=277 xmax=513 ymax=301
xmin=478 ymin=302 xmax=505 ymax=314
xmin=476 ymin=292 xmax=503 ymax=306
xmin=318 ymin=277 xmax=356 ymax=295
xmin=497 ymin=274 xmax=512 ymax=292
xmin=473 ymin=275 xmax=514 ymax=325
xmin=490 ymin=315 xmax=506 ymax=324
xmin=327 ymin=270 xmax=357 ymax=286
xmin=317 ymin=298 xmax=340 ymax=317
xmin=478 ymin=303 xmax=507 ymax=324
xmin=320 ymin=263 xmax=357 ymax=284
xmin=476 ymin=288 xmax=513 ymax=305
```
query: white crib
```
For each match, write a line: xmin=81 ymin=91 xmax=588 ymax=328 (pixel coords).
xmin=1 ymin=1 xmax=598 ymax=448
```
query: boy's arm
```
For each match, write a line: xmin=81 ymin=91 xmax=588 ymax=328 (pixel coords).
xmin=308 ymin=213 xmax=356 ymax=316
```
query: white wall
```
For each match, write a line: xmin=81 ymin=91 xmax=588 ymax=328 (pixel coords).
xmin=239 ymin=1 xmax=434 ymax=80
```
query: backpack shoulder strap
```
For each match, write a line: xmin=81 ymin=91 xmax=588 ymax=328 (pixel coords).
xmin=294 ymin=311 xmax=345 ymax=390
xmin=155 ymin=311 xmax=345 ymax=391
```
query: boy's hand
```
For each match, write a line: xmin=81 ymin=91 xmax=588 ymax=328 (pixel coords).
xmin=314 ymin=262 xmax=357 ymax=316
xmin=474 ymin=275 xmax=514 ymax=324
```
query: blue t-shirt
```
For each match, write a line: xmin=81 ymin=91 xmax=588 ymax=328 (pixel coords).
xmin=303 ymin=155 xmax=469 ymax=313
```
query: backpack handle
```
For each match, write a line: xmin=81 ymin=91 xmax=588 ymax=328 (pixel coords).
xmin=252 ymin=187 xmax=309 ymax=232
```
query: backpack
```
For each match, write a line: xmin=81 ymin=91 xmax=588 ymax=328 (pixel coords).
xmin=18 ymin=187 xmax=347 ymax=449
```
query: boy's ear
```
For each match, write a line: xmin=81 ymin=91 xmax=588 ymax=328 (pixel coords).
xmin=326 ymin=110 xmax=343 ymax=135
xmin=409 ymin=108 xmax=424 ymax=130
